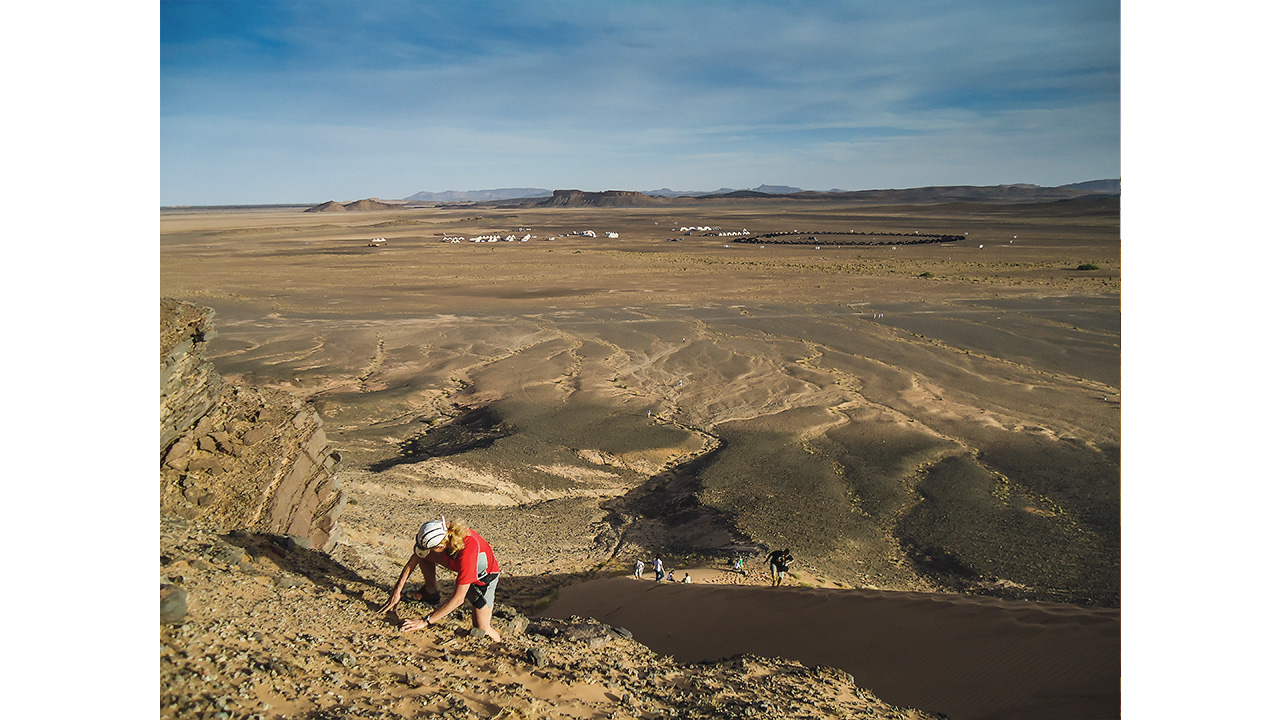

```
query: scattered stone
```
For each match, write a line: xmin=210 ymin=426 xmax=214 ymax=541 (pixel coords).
xmin=187 ymin=455 xmax=219 ymax=472
xmin=164 ymin=438 xmax=194 ymax=471
xmin=241 ymin=426 xmax=271 ymax=446
xmin=161 ymin=584 xmax=187 ymax=625
xmin=505 ymin=614 xmax=530 ymax=636
xmin=527 ymin=622 xmax=559 ymax=639
xmin=210 ymin=430 xmax=234 ymax=451
xmin=212 ymin=542 xmax=246 ymax=567
xmin=158 ymin=493 xmax=948 ymax=720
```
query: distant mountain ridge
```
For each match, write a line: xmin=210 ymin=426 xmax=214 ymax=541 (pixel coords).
xmin=646 ymin=184 xmax=804 ymax=198
xmin=166 ymin=180 xmax=1121 ymax=210
xmin=401 ymin=184 xmax=807 ymax=203
xmin=776 ymin=182 xmax=1120 ymax=204
xmin=403 ymin=188 xmax=554 ymax=203
xmin=1058 ymin=179 xmax=1121 ymax=194
xmin=400 ymin=181 xmax=1117 ymax=206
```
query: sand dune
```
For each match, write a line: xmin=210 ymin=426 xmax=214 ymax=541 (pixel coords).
xmin=541 ymin=575 xmax=1119 ymax=720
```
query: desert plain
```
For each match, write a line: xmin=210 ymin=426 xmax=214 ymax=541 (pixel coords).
xmin=160 ymin=193 xmax=1120 ymax=718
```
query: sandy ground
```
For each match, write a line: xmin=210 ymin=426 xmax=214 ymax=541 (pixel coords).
xmin=541 ymin=574 xmax=1119 ymax=720
xmin=162 ymin=197 xmax=1119 ymax=603
xmin=162 ymin=515 xmax=949 ymax=720
xmin=161 ymin=197 xmax=1120 ymax=716
xmin=161 ymin=514 xmax=1115 ymax=720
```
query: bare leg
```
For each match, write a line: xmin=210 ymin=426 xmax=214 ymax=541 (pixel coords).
xmin=472 ymin=604 xmax=502 ymax=643
xmin=405 ymin=561 xmax=440 ymax=601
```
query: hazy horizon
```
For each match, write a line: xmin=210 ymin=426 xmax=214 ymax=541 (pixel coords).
xmin=159 ymin=178 xmax=1121 ymax=208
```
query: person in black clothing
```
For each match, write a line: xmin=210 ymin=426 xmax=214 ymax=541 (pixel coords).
xmin=767 ymin=548 xmax=793 ymax=587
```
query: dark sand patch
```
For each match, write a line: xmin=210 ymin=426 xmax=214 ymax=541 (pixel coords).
xmin=542 ymin=576 xmax=1120 ymax=720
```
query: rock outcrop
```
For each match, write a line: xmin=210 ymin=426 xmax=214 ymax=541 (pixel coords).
xmin=535 ymin=189 xmax=668 ymax=208
xmin=304 ymin=198 xmax=401 ymax=212
xmin=303 ymin=200 xmax=347 ymax=212
xmin=342 ymin=198 xmax=400 ymax=211
xmin=160 ymin=298 xmax=345 ymax=551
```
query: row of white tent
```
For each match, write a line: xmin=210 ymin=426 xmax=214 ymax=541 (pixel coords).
xmin=469 ymin=233 xmax=535 ymax=243
xmin=440 ymin=231 xmax=621 ymax=243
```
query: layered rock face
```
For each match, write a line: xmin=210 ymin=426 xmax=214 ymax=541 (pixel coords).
xmin=160 ymin=298 xmax=345 ymax=551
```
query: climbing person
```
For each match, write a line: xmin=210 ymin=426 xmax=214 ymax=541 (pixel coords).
xmin=634 ymin=558 xmax=645 ymax=579
xmin=379 ymin=517 xmax=503 ymax=642
xmin=767 ymin=548 xmax=794 ymax=587
xmin=653 ymin=555 xmax=664 ymax=581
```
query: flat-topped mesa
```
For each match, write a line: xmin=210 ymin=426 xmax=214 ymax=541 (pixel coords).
xmin=160 ymin=298 xmax=346 ymax=551
xmin=537 ymin=189 xmax=666 ymax=208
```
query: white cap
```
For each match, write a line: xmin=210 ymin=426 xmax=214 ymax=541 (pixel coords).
xmin=414 ymin=519 xmax=447 ymax=557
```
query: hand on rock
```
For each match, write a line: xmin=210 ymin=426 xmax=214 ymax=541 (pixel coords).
xmin=401 ymin=618 xmax=430 ymax=632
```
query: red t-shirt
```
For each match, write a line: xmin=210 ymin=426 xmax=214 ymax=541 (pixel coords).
xmin=438 ymin=530 xmax=500 ymax=585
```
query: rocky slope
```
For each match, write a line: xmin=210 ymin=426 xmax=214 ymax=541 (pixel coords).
xmin=161 ymin=298 xmax=345 ymax=551
xmin=160 ymin=515 xmax=942 ymax=720
xmin=159 ymin=300 xmax=940 ymax=719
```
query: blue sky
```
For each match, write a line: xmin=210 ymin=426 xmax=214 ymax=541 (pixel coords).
xmin=160 ymin=0 xmax=1119 ymax=205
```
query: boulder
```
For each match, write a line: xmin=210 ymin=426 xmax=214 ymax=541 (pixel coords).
xmin=160 ymin=584 xmax=187 ymax=625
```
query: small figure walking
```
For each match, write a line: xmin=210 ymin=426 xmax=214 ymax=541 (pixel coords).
xmin=653 ymin=555 xmax=664 ymax=582
xmin=634 ymin=558 xmax=645 ymax=579
xmin=767 ymin=548 xmax=793 ymax=587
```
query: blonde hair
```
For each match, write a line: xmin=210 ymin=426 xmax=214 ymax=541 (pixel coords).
xmin=443 ymin=519 xmax=471 ymax=556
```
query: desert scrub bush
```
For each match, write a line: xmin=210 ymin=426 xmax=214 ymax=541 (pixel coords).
xmin=918 ymin=271 xmax=935 ymax=278
xmin=530 ymin=591 xmax=558 ymax=613
xmin=1076 ymin=263 xmax=1100 ymax=271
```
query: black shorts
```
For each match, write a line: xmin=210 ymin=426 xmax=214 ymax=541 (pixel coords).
xmin=465 ymin=573 xmax=499 ymax=608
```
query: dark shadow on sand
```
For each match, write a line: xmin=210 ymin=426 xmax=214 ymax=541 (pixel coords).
xmin=368 ymin=405 xmax=512 ymax=471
